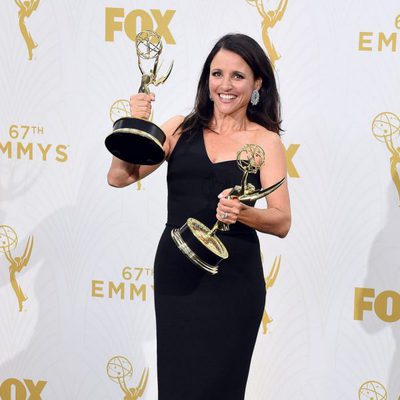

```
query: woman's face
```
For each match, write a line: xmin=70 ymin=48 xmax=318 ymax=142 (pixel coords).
xmin=209 ymin=49 xmax=261 ymax=117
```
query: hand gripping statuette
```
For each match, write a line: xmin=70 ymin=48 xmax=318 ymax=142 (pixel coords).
xmin=105 ymin=30 xmax=173 ymax=165
xmin=171 ymin=144 xmax=285 ymax=275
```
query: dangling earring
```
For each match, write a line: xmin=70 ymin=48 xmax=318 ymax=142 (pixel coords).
xmin=250 ymin=89 xmax=260 ymax=106
xmin=209 ymin=93 xmax=214 ymax=102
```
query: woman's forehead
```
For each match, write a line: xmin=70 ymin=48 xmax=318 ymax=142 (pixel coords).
xmin=210 ymin=49 xmax=250 ymax=70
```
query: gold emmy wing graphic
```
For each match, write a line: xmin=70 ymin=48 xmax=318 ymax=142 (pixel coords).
xmin=0 ymin=225 xmax=34 ymax=312
xmin=262 ymin=255 xmax=281 ymax=334
xmin=358 ymin=381 xmax=388 ymax=400
xmin=372 ymin=112 xmax=400 ymax=205
xmin=107 ymin=356 xmax=149 ymax=400
xmin=15 ymin=0 xmax=41 ymax=60
xmin=246 ymin=0 xmax=288 ymax=66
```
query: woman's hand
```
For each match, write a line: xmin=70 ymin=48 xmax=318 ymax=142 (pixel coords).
xmin=130 ymin=93 xmax=155 ymax=120
xmin=215 ymin=189 xmax=245 ymax=225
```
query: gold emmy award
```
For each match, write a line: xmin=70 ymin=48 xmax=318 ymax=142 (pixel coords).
xmin=171 ymin=144 xmax=285 ymax=275
xmin=105 ymin=30 xmax=173 ymax=165
xmin=106 ymin=356 xmax=149 ymax=400
xmin=15 ymin=0 xmax=40 ymax=60
xmin=246 ymin=0 xmax=288 ymax=66
xmin=372 ymin=112 xmax=400 ymax=205
xmin=0 ymin=225 xmax=34 ymax=312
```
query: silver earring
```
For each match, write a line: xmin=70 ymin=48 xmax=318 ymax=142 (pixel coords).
xmin=250 ymin=89 xmax=260 ymax=106
xmin=209 ymin=93 xmax=213 ymax=102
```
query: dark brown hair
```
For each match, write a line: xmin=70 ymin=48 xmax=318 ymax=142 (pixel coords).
xmin=177 ymin=33 xmax=282 ymax=136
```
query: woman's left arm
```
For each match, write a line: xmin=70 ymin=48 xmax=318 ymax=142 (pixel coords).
xmin=216 ymin=135 xmax=291 ymax=238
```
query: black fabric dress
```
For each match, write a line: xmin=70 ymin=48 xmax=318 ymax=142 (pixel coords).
xmin=154 ymin=130 xmax=266 ymax=400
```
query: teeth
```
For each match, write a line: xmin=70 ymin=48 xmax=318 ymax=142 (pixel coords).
xmin=219 ymin=94 xmax=236 ymax=100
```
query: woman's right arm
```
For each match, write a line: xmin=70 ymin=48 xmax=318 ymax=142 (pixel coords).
xmin=107 ymin=93 xmax=183 ymax=188
xmin=107 ymin=157 xmax=159 ymax=188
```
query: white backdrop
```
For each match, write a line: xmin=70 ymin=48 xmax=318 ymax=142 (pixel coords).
xmin=0 ymin=1 xmax=399 ymax=399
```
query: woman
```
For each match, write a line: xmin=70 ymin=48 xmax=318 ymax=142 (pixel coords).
xmin=108 ymin=33 xmax=291 ymax=400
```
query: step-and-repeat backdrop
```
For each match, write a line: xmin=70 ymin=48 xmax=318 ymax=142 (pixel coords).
xmin=1 ymin=1 xmax=399 ymax=399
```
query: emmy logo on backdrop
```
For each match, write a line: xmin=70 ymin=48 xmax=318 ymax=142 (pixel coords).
xmin=358 ymin=381 xmax=388 ymax=400
xmin=262 ymin=255 xmax=281 ymax=335
xmin=372 ymin=112 xmax=400 ymax=205
xmin=0 ymin=225 xmax=34 ymax=312
xmin=110 ymin=99 xmax=132 ymax=124
xmin=246 ymin=0 xmax=288 ymax=66
xmin=15 ymin=0 xmax=40 ymax=60
xmin=106 ymin=356 xmax=149 ymax=400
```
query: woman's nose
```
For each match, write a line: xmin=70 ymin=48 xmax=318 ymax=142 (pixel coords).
xmin=220 ymin=76 xmax=233 ymax=90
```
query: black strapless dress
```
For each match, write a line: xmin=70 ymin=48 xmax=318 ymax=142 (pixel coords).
xmin=154 ymin=130 xmax=266 ymax=400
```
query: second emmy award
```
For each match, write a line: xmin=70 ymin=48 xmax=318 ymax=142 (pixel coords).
xmin=171 ymin=144 xmax=285 ymax=275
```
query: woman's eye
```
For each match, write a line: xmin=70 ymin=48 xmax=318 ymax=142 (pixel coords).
xmin=211 ymin=71 xmax=222 ymax=77
xmin=233 ymin=73 xmax=244 ymax=79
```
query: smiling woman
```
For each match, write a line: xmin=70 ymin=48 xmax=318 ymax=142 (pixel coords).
xmin=209 ymin=49 xmax=262 ymax=118
xmin=107 ymin=33 xmax=290 ymax=400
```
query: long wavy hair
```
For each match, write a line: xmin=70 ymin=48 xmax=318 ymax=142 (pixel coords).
xmin=177 ymin=33 xmax=282 ymax=136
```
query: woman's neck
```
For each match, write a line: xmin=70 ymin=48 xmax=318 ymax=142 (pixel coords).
xmin=209 ymin=110 xmax=249 ymax=135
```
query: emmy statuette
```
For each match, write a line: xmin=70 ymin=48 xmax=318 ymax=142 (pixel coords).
xmin=105 ymin=30 xmax=173 ymax=165
xmin=171 ymin=144 xmax=285 ymax=275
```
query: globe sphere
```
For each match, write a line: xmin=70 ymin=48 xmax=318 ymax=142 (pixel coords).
xmin=106 ymin=356 xmax=133 ymax=381
xmin=237 ymin=144 xmax=265 ymax=174
xmin=110 ymin=99 xmax=131 ymax=123
xmin=372 ymin=112 xmax=400 ymax=143
xmin=358 ymin=381 xmax=387 ymax=400
xmin=0 ymin=225 xmax=18 ymax=254
xmin=136 ymin=31 xmax=162 ymax=60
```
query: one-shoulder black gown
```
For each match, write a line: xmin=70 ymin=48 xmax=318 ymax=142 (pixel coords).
xmin=154 ymin=130 xmax=266 ymax=400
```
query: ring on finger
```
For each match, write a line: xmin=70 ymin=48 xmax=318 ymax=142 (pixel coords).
xmin=221 ymin=212 xmax=229 ymax=219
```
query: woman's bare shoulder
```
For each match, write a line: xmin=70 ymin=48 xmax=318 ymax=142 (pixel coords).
xmin=161 ymin=115 xmax=186 ymax=160
xmin=161 ymin=115 xmax=185 ymax=137
xmin=249 ymin=124 xmax=282 ymax=149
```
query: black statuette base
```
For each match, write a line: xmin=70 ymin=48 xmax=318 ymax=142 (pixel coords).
xmin=105 ymin=117 xmax=165 ymax=165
